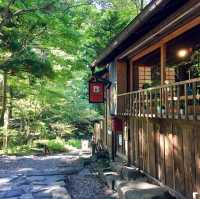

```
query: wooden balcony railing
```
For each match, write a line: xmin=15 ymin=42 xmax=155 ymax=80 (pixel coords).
xmin=117 ymin=78 xmax=200 ymax=120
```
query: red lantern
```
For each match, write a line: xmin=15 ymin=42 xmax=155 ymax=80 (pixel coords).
xmin=89 ymin=81 xmax=104 ymax=103
xmin=112 ymin=118 xmax=123 ymax=132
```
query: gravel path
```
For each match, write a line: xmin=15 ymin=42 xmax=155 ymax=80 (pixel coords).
xmin=67 ymin=168 xmax=116 ymax=199
xmin=0 ymin=151 xmax=116 ymax=199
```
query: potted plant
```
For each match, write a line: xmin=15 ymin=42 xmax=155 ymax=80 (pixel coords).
xmin=180 ymin=103 xmax=185 ymax=115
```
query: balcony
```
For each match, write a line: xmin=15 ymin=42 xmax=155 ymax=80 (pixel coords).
xmin=117 ymin=78 xmax=200 ymax=120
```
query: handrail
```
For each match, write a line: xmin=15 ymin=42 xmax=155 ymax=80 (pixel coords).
xmin=118 ymin=77 xmax=200 ymax=97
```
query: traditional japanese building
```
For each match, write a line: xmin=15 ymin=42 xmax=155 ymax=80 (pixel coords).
xmin=91 ymin=0 xmax=200 ymax=198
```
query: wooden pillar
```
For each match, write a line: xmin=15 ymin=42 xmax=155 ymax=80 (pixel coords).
xmin=130 ymin=60 xmax=133 ymax=92
xmin=161 ymin=44 xmax=166 ymax=85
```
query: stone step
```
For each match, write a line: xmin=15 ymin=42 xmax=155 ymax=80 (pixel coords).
xmin=117 ymin=181 xmax=175 ymax=199
xmin=110 ymin=161 xmax=124 ymax=174
xmin=115 ymin=178 xmax=148 ymax=191
xmin=121 ymin=166 xmax=147 ymax=181
xmin=111 ymin=161 xmax=148 ymax=181
xmin=103 ymin=171 xmax=122 ymax=190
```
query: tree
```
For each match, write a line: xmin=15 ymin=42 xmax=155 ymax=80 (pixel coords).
xmin=0 ymin=0 xmax=139 ymax=150
xmin=132 ymin=0 xmax=151 ymax=13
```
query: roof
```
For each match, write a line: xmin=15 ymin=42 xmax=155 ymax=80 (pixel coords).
xmin=91 ymin=0 xmax=188 ymax=67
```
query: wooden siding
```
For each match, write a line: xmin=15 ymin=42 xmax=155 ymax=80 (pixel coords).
xmin=129 ymin=117 xmax=200 ymax=198
xmin=116 ymin=60 xmax=127 ymax=94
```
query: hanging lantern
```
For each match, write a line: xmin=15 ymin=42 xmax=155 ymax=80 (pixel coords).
xmin=89 ymin=80 xmax=105 ymax=103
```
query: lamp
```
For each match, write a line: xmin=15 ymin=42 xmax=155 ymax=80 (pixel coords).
xmin=177 ymin=48 xmax=188 ymax=58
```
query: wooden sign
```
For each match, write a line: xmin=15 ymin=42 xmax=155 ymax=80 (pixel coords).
xmin=89 ymin=81 xmax=104 ymax=103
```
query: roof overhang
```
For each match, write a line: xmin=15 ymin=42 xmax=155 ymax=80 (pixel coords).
xmin=91 ymin=0 xmax=188 ymax=68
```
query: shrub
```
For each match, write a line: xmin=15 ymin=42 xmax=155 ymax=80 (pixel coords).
xmin=0 ymin=145 xmax=33 ymax=156
xmin=66 ymin=139 xmax=81 ymax=149
xmin=47 ymin=138 xmax=67 ymax=152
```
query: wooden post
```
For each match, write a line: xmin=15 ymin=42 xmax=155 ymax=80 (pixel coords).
xmin=161 ymin=44 xmax=166 ymax=85
xmin=177 ymin=85 xmax=180 ymax=119
xmin=193 ymin=82 xmax=197 ymax=120
xmin=184 ymin=84 xmax=188 ymax=119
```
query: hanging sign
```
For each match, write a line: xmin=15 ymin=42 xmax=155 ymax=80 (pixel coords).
xmin=89 ymin=80 xmax=104 ymax=103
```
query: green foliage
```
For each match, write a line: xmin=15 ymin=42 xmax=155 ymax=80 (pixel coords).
xmin=0 ymin=0 xmax=140 ymax=153
xmin=66 ymin=139 xmax=81 ymax=149
xmin=0 ymin=145 xmax=33 ymax=156
xmin=46 ymin=138 xmax=67 ymax=153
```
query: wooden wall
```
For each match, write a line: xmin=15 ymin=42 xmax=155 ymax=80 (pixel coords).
xmin=116 ymin=60 xmax=127 ymax=94
xmin=130 ymin=117 xmax=200 ymax=199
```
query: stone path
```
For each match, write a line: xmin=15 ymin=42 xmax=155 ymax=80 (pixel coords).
xmin=0 ymin=151 xmax=115 ymax=199
xmin=67 ymin=168 xmax=116 ymax=199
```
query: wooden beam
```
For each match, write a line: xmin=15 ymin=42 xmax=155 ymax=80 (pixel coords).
xmin=127 ymin=16 xmax=200 ymax=63
xmin=161 ymin=44 xmax=166 ymax=85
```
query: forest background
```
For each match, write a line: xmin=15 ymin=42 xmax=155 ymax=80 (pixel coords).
xmin=0 ymin=0 xmax=149 ymax=154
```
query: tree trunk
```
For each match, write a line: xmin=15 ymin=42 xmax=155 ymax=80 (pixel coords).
xmin=0 ymin=71 xmax=7 ymax=126
xmin=1 ymin=71 xmax=11 ymax=148
xmin=140 ymin=0 xmax=144 ymax=11
xmin=3 ymin=108 xmax=9 ymax=148
xmin=9 ymin=87 xmax=13 ymax=119
xmin=133 ymin=0 xmax=145 ymax=13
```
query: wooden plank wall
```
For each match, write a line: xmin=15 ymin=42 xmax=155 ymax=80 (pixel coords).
xmin=130 ymin=117 xmax=200 ymax=199
xmin=116 ymin=60 xmax=127 ymax=94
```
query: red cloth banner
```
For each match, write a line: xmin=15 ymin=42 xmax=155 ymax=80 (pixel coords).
xmin=112 ymin=118 xmax=123 ymax=132
xmin=89 ymin=81 xmax=104 ymax=103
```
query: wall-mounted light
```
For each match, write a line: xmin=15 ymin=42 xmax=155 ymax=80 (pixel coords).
xmin=177 ymin=48 xmax=189 ymax=58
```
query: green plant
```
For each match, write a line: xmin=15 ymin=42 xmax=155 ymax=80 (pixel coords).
xmin=66 ymin=139 xmax=81 ymax=149
xmin=0 ymin=145 xmax=33 ymax=156
xmin=47 ymin=138 xmax=67 ymax=153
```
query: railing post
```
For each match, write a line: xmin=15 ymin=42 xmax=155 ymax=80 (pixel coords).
xmin=119 ymin=96 xmax=120 ymax=115
xmin=171 ymin=86 xmax=174 ymax=119
xmin=142 ymin=91 xmax=144 ymax=117
xmin=193 ymin=82 xmax=197 ymax=120
xmin=132 ymin=94 xmax=135 ymax=116
xmin=150 ymin=90 xmax=153 ymax=117
xmin=184 ymin=84 xmax=188 ymax=119
xmin=139 ymin=92 xmax=141 ymax=117
xmin=121 ymin=95 xmax=124 ymax=115
xmin=155 ymin=89 xmax=158 ymax=118
xmin=160 ymin=88 xmax=162 ymax=118
xmin=126 ymin=95 xmax=127 ymax=115
xmin=125 ymin=95 xmax=127 ymax=115
xmin=136 ymin=92 xmax=138 ymax=116
xmin=177 ymin=85 xmax=180 ymax=119
xmin=146 ymin=91 xmax=149 ymax=117
xmin=124 ymin=95 xmax=126 ymax=115
xmin=129 ymin=93 xmax=131 ymax=116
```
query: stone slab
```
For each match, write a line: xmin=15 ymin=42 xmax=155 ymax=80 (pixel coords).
xmin=121 ymin=167 xmax=146 ymax=180
xmin=118 ymin=181 xmax=171 ymax=199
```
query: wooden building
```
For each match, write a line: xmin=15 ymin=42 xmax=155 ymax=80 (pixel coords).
xmin=91 ymin=0 xmax=200 ymax=198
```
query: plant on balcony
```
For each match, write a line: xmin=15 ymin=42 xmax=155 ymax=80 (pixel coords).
xmin=142 ymin=82 xmax=152 ymax=89
xmin=180 ymin=103 xmax=185 ymax=115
